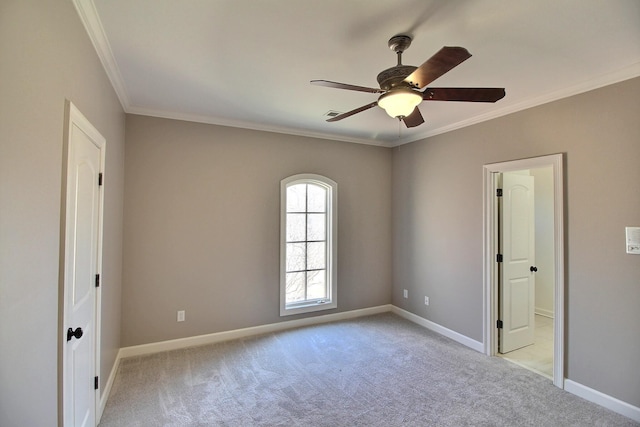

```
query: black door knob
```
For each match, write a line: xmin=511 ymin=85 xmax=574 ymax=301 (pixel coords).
xmin=66 ymin=327 xmax=84 ymax=342
xmin=530 ymin=266 xmax=538 ymax=272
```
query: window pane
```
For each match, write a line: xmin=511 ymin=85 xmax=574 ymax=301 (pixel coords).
xmin=286 ymin=272 xmax=306 ymax=303
xmin=286 ymin=214 xmax=306 ymax=242
xmin=286 ymin=243 xmax=306 ymax=272
xmin=307 ymin=270 xmax=326 ymax=300
xmin=307 ymin=242 xmax=325 ymax=270
xmin=307 ymin=213 xmax=325 ymax=241
xmin=307 ymin=184 xmax=326 ymax=212
xmin=281 ymin=175 xmax=336 ymax=315
xmin=287 ymin=184 xmax=306 ymax=212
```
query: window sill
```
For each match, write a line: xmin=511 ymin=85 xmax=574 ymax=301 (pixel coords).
xmin=280 ymin=300 xmax=337 ymax=317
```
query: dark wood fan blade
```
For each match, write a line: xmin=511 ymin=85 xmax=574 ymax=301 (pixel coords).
xmin=402 ymin=107 xmax=424 ymax=128
xmin=404 ymin=47 xmax=472 ymax=89
xmin=311 ymin=80 xmax=383 ymax=94
xmin=326 ymin=101 xmax=378 ymax=122
xmin=422 ymin=87 xmax=506 ymax=102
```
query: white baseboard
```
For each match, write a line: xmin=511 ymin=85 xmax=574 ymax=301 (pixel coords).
xmin=119 ymin=304 xmax=484 ymax=360
xmin=106 ymin=305 xmax=638 ymax=425
xmin=565 ymin=379 xmax=640 ymax=423
xmin=119 ymin=305 xmax=392 ymax=358
xmin=534 ymin=307 xmax=554 ymax=318
xmin=390 ymin=306 xmax=485 ymax=353
xmin=97 ymin=348 xmax=122 ymax=424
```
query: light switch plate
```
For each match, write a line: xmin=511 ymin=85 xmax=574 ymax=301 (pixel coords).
xmin=626 ymin=227 xmax=640 ymax=254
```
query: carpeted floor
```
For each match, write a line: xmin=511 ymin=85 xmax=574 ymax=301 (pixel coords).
xmin=99 ymin=313 xmax=637 ymax=426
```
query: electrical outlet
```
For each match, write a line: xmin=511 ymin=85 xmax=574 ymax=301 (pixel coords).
xmin=403 ymin=289 xmax=408 ymax=298
xmin=177 ymin=310 xmax=185 ymax=322
xmin=424 ymin=296 xmax=429 ymax=306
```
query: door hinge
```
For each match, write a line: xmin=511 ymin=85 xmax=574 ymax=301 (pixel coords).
xmin=496 ymin=254 xmax=503 ymax=263
xmin=497 ymin=320 xmax=503 ymax=329
xmin=95 ymin=274 xmax=100 ymax=288
xmin=94 ymin=376 xmax=99 ymax=390
xmin=98 ymin=173 xmax=103 ymax=186
xmin=496 ymin=188 xmax=502 ymax=197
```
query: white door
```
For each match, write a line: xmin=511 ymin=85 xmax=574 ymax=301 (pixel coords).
xmin=62 ymin=103 xmax=105 ymax=427
xmin=499 ymin=172 xmax=536 ymax=353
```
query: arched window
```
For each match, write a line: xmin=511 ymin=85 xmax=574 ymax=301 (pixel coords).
xmin=280 ymin=174 xmax=337 ymax=316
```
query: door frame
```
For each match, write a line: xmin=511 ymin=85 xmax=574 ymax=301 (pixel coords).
xmin=483 ymin=153 xmax=565 ymax=389
xmin=60 ymin=101 xmax=105 ymax=425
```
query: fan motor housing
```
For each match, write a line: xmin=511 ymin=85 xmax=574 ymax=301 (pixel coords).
xmin=377 ymin=65 xmax=418 ymax=91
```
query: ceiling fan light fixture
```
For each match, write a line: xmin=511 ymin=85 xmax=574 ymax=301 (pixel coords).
xmin=377 ymin=88 xmax=422 ymax=118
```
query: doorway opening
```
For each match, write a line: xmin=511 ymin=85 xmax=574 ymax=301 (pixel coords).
xmin=483 ymin=154 xmax=565 ymax=389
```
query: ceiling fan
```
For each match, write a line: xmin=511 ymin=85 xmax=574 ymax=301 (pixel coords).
xmin=311 ymin=35 xmax=505 ymax=128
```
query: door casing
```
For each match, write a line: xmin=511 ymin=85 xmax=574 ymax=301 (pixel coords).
xmin=483 ymin=153 xmax=565 ymax=388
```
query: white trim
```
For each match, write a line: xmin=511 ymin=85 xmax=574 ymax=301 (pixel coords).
xmin=118 ymin=304 xmax=486 ymax=360
xmin=391 ymin=306 xmax=484 ymax=353
xmin=534 ymin=308 xmax=554 ymax=319
xmin=72 ymin=0 xmax=130 ymax=109
xmin=74 ymin=1 xmax=640 ymax=149
xmin=71 ymin=0 xmax=388 ymax=148
xmin=112 ymin=63 xmax=640 ymax=149
xmin=483 ymin=154 xmax=565 ymax=389
xmin=95 ymin=111 xmax=106 ymax=424
xmin=550 ymin=155 xmax=565 ymax=388
xmin=117 ymin=304 xmax=484 ymax=358
xmin=103 ymin=305 xmax=640 ymax=424
xmin=120 ymin=305 xmax=391 ymax=358
xmin=565 ymin=380 xmax=640 ymax=423
xmin=394 ymin=62 xmax=640 ymax=146
xmin=126 ymin=107 xmax=393 ymax=147
xmin=96 ymin=349 xmax=122 ymax=424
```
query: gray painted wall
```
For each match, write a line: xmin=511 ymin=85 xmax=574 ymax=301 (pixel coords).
xmin=121 ymin=116 xmax=392 ymax=346
xmin=0 ymin=1 xmax=125 ymax=425
xmin=392 ymin=77 xmax=640 ymax=406
xmin=1 ymin=0 xmax=638 ymax=423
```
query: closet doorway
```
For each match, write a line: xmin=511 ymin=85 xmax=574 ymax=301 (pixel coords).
xmin=483 ymin=154 xmax=565 ymax=389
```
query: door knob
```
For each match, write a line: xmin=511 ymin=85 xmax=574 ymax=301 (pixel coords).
xmin=66 ymin=327 xmax=83 ymax=342
xmin=530 ymin=266 xmax=538 ymax=272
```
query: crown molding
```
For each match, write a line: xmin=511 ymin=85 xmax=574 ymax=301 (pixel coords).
xmin=72 ymin=0 xmax=130 ymax=110
xmin=396 ymin=61 xmax=640 ymax=146
xmin=126 ymin=106 xmax=394 ymax=147
xmin=73 ymin=0 xmax=639 ymax=148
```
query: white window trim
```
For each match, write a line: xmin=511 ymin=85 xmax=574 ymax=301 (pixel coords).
xmin=280 ymin=174 xmax=337 ymax=316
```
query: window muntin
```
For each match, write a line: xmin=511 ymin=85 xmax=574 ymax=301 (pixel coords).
xmin=280 ymin=175 xmax=337 ymax=315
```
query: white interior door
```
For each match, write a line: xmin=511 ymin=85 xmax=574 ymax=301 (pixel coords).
xmin=499 ymin=172 xmax=536 ymax=353
xmin=63 ymin=103 xmax=104 ymax=427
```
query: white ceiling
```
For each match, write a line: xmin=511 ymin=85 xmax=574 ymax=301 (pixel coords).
xmin=78 ymin=0 xmax=640 ymax=147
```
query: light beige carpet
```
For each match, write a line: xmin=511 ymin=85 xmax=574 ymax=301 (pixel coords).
xmin=99 ymin=313 xmax=637 ymax=426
